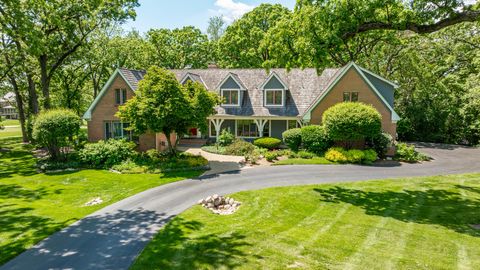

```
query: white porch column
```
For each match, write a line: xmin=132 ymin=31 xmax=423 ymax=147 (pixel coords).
xmin=211 ymin=118 xmax=224 ymax=141
xmin=296 ymin=119 xmax=305 ymax=128
xmin=254 ymin=119 xmax=268 ymax=137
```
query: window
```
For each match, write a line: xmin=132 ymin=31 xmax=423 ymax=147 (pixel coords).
xmin=237 ymin=120 xmax=258 ymax=137
xmin=343 ymin=92 xmax=359 ymax=102
xmin=265 ymin=90 xmax=283 ymax=106
xmin=222 ymin=90 xmax=239 ymax=106
xmin=115 ymin=89 xmax=127 ymax=105
xmin=288 ymin=120 xmax=300 ymax=129
xmin=104 ymin=121 xmax=132 ymax=139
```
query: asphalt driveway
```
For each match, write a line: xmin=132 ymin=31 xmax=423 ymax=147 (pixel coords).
xmin=2 ymin=143 xmax=480 ymax=270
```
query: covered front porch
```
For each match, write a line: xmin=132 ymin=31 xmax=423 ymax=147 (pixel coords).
xmin=208 ymin=117 xmax=305 ymax=140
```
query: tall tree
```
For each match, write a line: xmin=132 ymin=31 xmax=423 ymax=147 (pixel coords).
xmin=147 ymin=26 xmax=210 ymax=69
xmin=118 ymin=66 xmax=220 ymax=154
xmin=207 ymin=16 xmax=226 ymax=41
xmin=217 ymin=4 xmax=291 ymax=68
xmin=0 ymin=0 xmax=139 ymax=109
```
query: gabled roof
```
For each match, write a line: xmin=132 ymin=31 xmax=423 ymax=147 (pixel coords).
xmin=180 ymin=72 xmax=207 ymax=88
xmin=259 ymin=71 xmax=289 ymax=90
xmin=302 ymin=62 xmax=400 ymax=122
xmin=215 ymin=72 xmax=247 ymax=90
xmin=83 ymin=69 xmax=136 ymax=120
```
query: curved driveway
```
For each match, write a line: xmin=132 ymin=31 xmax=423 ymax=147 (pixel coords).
xmin=2 ymin=143 xmax=480 ymax=270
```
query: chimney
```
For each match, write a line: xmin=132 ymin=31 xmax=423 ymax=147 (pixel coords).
xmin=208 ymin=63 xmax=218 ymax=69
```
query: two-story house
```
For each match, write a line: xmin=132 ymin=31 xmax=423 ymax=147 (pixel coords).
xmin=83 ymin=62 xmax=400 ymax=151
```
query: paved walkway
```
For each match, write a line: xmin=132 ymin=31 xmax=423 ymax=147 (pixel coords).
xmin=179 ymin=146 xmax=245 ymax=176
xmin=2 ymin=144 xmax=480 ymax=270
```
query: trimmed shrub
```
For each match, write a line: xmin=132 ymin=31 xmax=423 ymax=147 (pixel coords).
xmin=323 ymin=102 xmax=382 ymax=146
xmin=300 ymin=125 xmax=332 ymax=154
xmin=253 ymin=137 xmax=282 ymax=149
xmin=345 ymin=149 xmax=365 ymax=164
xmin=298 ymin=151 xmax=315 ymax=159
xmin=32 ymin=109 xmax=81 ymax=160
xmin=363 ymin=149 xmax=378 ymax=164
xmin=225 ymin=139 xmax=255 ymax=156
xmin=264 ymin=151 xmax=279 ymax=162
xmin=368 ymin=132 xmax=394 ymax=157
xmin=325 ymin=147 xmax=348 ymax=163
xmin=78 ymin=139 xmax=137 ymax=168
xmin=218 ymin=129 xmax=234 ymax=146
xmin=282 ymin=128 xmax=302 ymax=151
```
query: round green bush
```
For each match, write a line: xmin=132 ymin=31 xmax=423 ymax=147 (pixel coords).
xmin=253 ymin=137 xmax=282 ymax=149
xmin=368 ymin=132 xmax=393 ymax=157
xmin=225 ymin=139 xmax=255 ymax=156
xmin=345 ymin=149 xmax=365 ymax=164
xmin=282 ymin=128 xmax=302 ymax=151
xmin=300 ymin=125 xmax=332 ymax=154
xmin=323 ymin=102 xmax=382 ymax=143
xmin=363 ymin=149 xmax=378 ymax=164
xmin=32 ymin=109 xmax=81 ymax=160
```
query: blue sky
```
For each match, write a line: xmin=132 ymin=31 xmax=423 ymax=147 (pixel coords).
xmin=122 ymin=0 xmax=296 ymax=33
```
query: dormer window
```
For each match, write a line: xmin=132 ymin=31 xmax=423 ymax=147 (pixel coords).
xmin=260 ymin=71 xmax=288 ymax=107
xmin=217 ymin=72 xmax=245 ymax=107
xmin=265 ymin=89 xmax=283 ymax=106
xmin=221 ymin=89 xmax=240 ymax=106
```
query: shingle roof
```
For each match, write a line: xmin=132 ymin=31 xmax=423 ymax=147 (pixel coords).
xmin=117 ymin=67 xmax=340 ymax=117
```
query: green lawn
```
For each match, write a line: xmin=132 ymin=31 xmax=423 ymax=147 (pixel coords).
xmin=132 ymin=174 xmax=480 ymax=270
xmin=0 ymin=125 xmax=21 ymax=138
xmin=274 ymin=156 xmax=335 ymax=165
xmin=0 ymin=137 xmax=202 ymax=265
xmin=2 ymin=119 xmax=19 ymax=126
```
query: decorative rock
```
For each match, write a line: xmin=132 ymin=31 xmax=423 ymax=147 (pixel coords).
xmin=84 ymin=197 xmax=103 ymax=206
xmin=198 ymin=194 xmax=242 ymax=215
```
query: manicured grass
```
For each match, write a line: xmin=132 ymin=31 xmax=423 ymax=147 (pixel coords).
xmin=0 ymin=137 xmax=202 ymax=265
xmin=274 ymin=156 xmax=335 ymax=165
xmin=132 ymin=174 xmax=480 ymax=269
xmin=0 ymin=125 xmax=21 ymax=138
xmin=2 ymin=119 xmax=19 ymax=126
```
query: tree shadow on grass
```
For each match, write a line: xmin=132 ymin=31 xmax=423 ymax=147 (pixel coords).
xmin=0 ymin=143 xmax=37 ymax=178
xmin=133 ymin=217 xmax=254 ymax=269
xmin=0 ymin=184 xmax=56 ymax=201
xmin=314 ymin=186 xmax=480 ymax=237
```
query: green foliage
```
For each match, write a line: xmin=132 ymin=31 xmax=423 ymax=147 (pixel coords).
xmin=264 ymin=151 xmax=282 ymax=162
xmin=207 ymin=16 xmax=226 ymax=41
xmin=325 ymin=147 xmax=377 ymax=164
xmin=363 ymin=149 xmax=378 ymax=164
xmin=32 ymin=109 xmax=81 ymax=160
xmin=461 ymin=86 xmax=480 ymax=145
xmin=368 ymin=132 xmax=394 ymax=157
xmin=245 ymin=151 xmax=261 ymax=164
xmin=147 ymin=26 xmax=210 ymax=69
xmin=395 ymin=142 xmax=429 ymax=163
xmin=323 ymin=102 xmax=382 ymax=144
xmin=282 ymin=128 xmax=302 ymax=151
xmin=325 ymin=147 xmax=348 ymax=163
xmin=253 ymin=137 xmax=282 ymax=150
xmin=118 ymin=66 xmax=220 ymax=154
xmin=201 ymin=144 xmax=227 ymax=155
xmin=218 ymin=129 xmax=234 ymax=146
xmin=300 ymin=125 xmax=332 ymax=154
xmin=298 ymin=150 xmax=316 ymax=159
xmin=78 ymin=139 xmax=137 ymax=168
xmin=217 ymin=4 xmax=290 ymax=68
xmin=225 ymin=139 xmax=255 ymax=156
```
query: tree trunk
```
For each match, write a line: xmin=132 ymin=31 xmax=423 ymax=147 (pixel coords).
xmin=26 ymin=73 xmax=39 ymax=114
xmin=164 ymin=131 xmax=176 ymax=156
xmin=39 ymin=55 xmax=51 ymax=109
xmin=8 ymin=75 xmax=28 ymax=143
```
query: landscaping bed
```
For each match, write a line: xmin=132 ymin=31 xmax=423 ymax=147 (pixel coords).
xmin=132 ymin=173 xmax=480 ymax=269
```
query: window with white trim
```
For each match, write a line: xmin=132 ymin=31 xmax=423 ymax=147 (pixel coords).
xmin=222 ymin=90 xmax=240 ymax=106
xmin=115 ymin=89 xmax=127 ymax=105
xmin=104 ymin=121 xmax=132 ymax=140
xmin=265 ymin=90 xmax=283 ymax=106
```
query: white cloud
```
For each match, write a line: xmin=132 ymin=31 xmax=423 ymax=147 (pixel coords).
xmin=210 ymin=0 xmax=255 ymax=23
